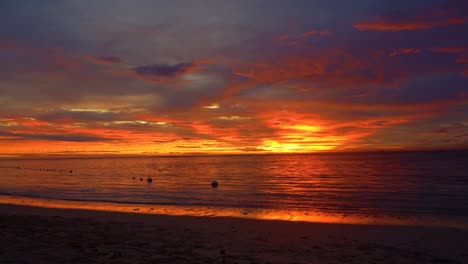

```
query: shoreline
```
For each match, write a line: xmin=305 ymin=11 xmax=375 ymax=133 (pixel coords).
xmin=1 ymin=203 xmax=468 ymax=263
xmin=2 ymin=194 xmax=467 ymax=230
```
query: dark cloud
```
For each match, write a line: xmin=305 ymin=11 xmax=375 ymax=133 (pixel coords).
xmin=37 ymin=110 xmax=122 ymax=123
xmin=132 ymin=63 xmax=197 ymax=82
xmin=0 ymin=131 xmax=114 ymax=142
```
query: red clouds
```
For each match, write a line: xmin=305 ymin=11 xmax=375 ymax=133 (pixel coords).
xmin=354 ymin=18 xmax=465 ymax=31
xmin=354 ymin=13 xmax=466 ymax=31
xmin=298 ymin=30 xmax=332 ymax=38
xmin=428 ymin=47 xmax=468 ymax=53
xmin=87 ymin=55 xmax=123 ymax=65
xmin=1 ymin=1 xmax=467 ymax=155
xmin=232 ymin=48 xmax=386 ymax=91
xmin=457 ymin=55 xmax=468 ymax=64
xmin=457 ymin=55 xmax=468 ymax=75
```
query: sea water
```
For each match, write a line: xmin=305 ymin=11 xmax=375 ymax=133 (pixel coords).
xmin=1 ymin=151 xmax=467 ymax=227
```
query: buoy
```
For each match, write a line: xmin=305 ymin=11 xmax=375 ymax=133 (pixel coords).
xmin=147 ymin=177 xmax=153 ymax=183
xmin=211 ymin=180 xmax=218 ymax=188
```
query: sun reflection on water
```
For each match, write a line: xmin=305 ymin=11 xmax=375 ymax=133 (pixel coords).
xmin=1 ymin=195 xmax=466 ymax=230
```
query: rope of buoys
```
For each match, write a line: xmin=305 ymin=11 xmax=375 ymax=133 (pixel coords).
xmin=13 ymin=166 xmax=74 ymax=173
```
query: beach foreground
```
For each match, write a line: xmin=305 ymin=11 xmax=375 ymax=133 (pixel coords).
xmin=1 ymin=204 xmax=467 ymax=264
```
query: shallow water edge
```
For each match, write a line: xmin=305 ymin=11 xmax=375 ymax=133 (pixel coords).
xmin=1 ymin=194 xmax=466 ymax=230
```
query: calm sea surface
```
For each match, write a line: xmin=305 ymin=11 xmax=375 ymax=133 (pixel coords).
xmin=1 ymin=151 xmax=467 ymax=226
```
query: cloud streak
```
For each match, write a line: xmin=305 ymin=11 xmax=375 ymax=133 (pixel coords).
xmin=132 ymin=62 xmax=201 ymax=83
xmin=354 ymin=12 xmax=466 ymax=31
xmin=389 ymin=48 xmax=421 ymax=57
xmin=0 ymin=131 xmax=114 ymax=142
xmin=87 ymin=55 xmax=123 ymax=65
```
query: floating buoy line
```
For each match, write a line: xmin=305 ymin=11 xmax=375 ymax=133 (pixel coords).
xmin=14 ymin=166 xmax=74 ymax=173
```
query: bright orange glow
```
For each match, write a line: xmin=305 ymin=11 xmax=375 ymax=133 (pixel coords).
xmin=2 ymin=195 xmax=465 ymax=229
xmin=1 ymin=2 xmax=467 ymax=156
xmin=261 ymin=140 xmax=334 ymax=152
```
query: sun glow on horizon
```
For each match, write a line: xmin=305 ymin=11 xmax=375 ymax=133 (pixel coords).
xmin=261 ymin=140 xmax=335 ymax=152
xmin=1 ymin=1 xmax=466 ymax=155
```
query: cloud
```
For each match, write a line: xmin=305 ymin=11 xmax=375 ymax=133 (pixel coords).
xmin=428 ymin=47 xmax=468 ymax=53
xmin=36 ymin=110 xmax=123 ymax=124
xmin=353 ymin=13 xmax=466 ymax=31
xmin=276 ymin=30 xmax=333 ymax=46
xmin=0 ymin=131 xmax=114 ymax=142
xmin=389 ymin=48 xmax=421 ymax=57
xmin=87 ymin=55 xmax=123 ymax=65
xmin=457 ymin=55 xmax=467 ymax=64
xmin=132 ymin=62 xmax=201 ymax=83
xmin=1 ymin=1 xmax=467 ymax=154
xmin=298 ymin=30 xmax=332 ymax=38
xmin=432 ymin=123 xmax=468 ymax=135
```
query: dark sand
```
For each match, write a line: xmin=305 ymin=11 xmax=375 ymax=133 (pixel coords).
xmin=1 ymin=204 xmax=467 ymax=264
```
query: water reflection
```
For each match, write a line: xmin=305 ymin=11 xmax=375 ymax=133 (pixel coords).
xmin=0 ymin=151 xmax=467 ymax=227
xmin=1 ymin=195 xmax=466 ymax=229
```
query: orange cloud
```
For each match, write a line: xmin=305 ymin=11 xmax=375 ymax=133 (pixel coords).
xmin=251 ymin=111 xmax=381 ymax=152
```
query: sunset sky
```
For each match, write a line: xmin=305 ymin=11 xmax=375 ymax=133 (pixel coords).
xmin=0 ymin=0 xmax=467 ymax=155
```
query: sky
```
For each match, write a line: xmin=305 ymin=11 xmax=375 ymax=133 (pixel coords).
xmin=0 ymin=0 xmax=467 ymax=155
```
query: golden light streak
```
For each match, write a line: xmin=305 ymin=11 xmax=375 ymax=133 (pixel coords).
xmin=203 ymin=103 xmax=220 ymax=109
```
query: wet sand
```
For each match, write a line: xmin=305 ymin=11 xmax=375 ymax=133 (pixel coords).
xmin=1 ymin=203 xmax=467 ymax=264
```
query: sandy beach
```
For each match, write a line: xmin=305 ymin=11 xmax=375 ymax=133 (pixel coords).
xmin=1 ymin=203 xmax=467 ymax=264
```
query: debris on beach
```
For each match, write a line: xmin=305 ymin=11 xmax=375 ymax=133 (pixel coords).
xmin=211 ymin=180 xmax=218 ymax=188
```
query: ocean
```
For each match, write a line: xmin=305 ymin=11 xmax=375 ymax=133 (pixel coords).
xmin=1 ymin=151 xmax=467 ymax=228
